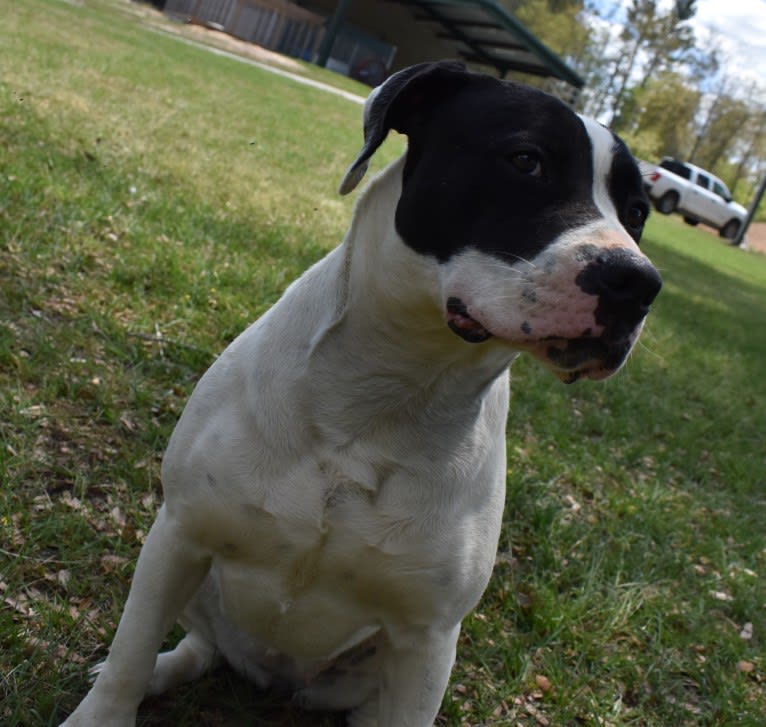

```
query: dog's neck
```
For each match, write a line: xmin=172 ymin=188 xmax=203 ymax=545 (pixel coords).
xmin=305 ymin=157 xmax=517 ymax=435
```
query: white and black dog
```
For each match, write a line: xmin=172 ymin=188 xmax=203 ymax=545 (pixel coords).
xmin=62 ymin=62 xmax=661 ymax=727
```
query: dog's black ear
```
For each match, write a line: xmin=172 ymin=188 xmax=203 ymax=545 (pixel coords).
xmin=339 ymin=61 xmax=470 ymax=195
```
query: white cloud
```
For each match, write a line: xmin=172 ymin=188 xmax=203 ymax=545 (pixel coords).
xmin=586 ymin=0 xmax=766 ymax=97
xmin=691 ymin=0 xmax=766 ymax=89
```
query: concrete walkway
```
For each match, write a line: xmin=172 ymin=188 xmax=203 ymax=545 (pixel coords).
xmin=148 ymin=25 xmax=366 ymax=106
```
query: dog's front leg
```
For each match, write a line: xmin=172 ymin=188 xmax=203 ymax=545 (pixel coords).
xmin=61 ymin=505 xmax=210 ymax=727
xmin=354 ymin=624 xmax=460 ymax=727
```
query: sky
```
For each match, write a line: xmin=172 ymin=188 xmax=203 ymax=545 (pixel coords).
xmin=691 ymin=0 xmax=766 ymax=88
xmin=591 ymin=0 xmax=766 ymax=94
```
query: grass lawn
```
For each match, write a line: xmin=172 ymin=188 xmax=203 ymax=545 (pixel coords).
xmin=2 ymin=1 xmax=765 ymax=725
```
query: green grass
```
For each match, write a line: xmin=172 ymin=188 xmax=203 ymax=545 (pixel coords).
xmin=2 ymin=1 xmax=765 ymax=725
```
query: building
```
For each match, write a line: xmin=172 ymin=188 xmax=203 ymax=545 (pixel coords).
xmin=164 ymin=0 xmax=583 ymax=96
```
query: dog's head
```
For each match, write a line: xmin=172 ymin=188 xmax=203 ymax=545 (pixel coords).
xmin=340 ymin=62 xmax=662 ymax=383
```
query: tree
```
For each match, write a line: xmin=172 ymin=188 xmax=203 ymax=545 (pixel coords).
xmin=511 ymin=0 xmax=589 ymax=61
xmin=688 ymin=76 xmax=731 ymax=164
xmin=497 ymin=0 xmax=591 ymax=71
xmin=637 ymin=0 xmax=698 ymax=87
xmin=618 ymin=71 xmax=700 ymax=161
xmin=591 ymin=0 xmax=698 ymax=128
xmin=693 ymin=94 xmax=751 ymax=171
xmin=574 ymin=22 xmax=618 ymax=117
xmin=729 ymin=111 xmax=766 ymax=195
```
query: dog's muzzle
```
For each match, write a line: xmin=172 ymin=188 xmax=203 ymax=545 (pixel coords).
xmin=445 ymin=248 xmax=662 ymax=382
xmin=575 ymin=248 xmax=662 ymax=337
xmin=541 ymin=335 xmax=637 ymax=383
xmin=547 ymin=249 xmax=662 ymax=382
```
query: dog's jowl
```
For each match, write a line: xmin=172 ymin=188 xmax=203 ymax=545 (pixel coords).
xmin=62 ymin=62 xmax=661 ymax=727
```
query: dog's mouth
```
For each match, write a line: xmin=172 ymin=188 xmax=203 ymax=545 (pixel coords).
xmin=445 ymin=297 xmax=638 ymax=382
xmin=526 ymin=335 xmax=636 ymax=384
xmin=446 ymin=297 xmax=492 ymax=343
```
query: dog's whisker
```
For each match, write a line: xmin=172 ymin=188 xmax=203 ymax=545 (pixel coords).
xmin=635 ymin=337 xmax=666 ymax=363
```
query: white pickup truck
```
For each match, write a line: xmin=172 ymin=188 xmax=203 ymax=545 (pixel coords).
xmin=645 ymin=158 xmax=747 ymax=240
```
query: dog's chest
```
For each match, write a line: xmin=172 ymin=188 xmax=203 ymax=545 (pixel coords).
xmin=204 ymin=446 xmax=501 ymax=661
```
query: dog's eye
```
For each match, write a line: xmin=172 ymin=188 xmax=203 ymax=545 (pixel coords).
xmin=625 ymin=204 xmax=648 ymax=230
xmin=510 ymin=151 xmax=542 ymax=177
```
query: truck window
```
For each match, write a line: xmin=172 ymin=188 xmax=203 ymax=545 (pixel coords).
xmin=660 ymin=159 xmax=691 ymax=179
xmin=712 ymin=181 xmax=731 ymax=201
xmin=696 ymin=173 xmax=711 ymax=189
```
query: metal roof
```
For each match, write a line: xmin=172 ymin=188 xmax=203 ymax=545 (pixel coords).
xmin=380 ymin=0 xmax=585 ymax=88
xmin=385 ymin=0 xmax=584 ymax=88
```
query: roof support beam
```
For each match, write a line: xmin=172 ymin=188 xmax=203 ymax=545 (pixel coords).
xmin=457 ymin=51 xmax=551 ymax=78
xmin=416 ymin=16 xmax=500 ymax=29
xmin=414 ymin=2 xmax=497 ymax=68
xmin=436 ymin=31 xmax=526 ymax=52
xmin=316 ymin=0 xmax=353 ymax=68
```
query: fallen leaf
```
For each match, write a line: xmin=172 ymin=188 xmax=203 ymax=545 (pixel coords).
xmin=740 ymin=622 xmax=754 ymax=640
xmin=45 ymin=569 xmax=71 ymax=589
xmin=710 ymin=590 xmax=734 ymax=602
xmin=110 ymin=506 xmax=126 ymax=528
xmin=5 ymin=593 xmax=34 ymax=617
xmin=563 ymin=494 xmax=581 ymax=511
xmin=491 ymin=703 xmax=506 ymax=718
xmin=100 ymin=554 xmax=129 ymax=573
xmin=525 ymin=702 xmax=550 ymax=726
xmin=535 ymin=674 xmax=553 ymax=692
xmin=61 ymin=493 xmax=84 ymax=511
xmin=20 ymin=404 xmax=46 ymax=417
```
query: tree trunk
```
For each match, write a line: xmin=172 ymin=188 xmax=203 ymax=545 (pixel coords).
xmin=609 ymin=38 xmax=641 ymax=127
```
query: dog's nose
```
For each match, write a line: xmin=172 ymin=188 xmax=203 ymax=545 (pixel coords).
xmin=579 ymin=249 xmax=662 ymax=314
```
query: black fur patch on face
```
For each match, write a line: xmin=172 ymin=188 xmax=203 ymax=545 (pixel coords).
xmin=394 ymin=79 xmax=600 ymax=263
xmin=607 ymin=136 xmax=650 ymax=243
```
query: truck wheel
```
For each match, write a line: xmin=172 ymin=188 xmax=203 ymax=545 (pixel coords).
xmin=719 ymin=219 xmax=740 ymax=240
xmin=683 ymin=216 xmax=699 ymax=226
xmin=655 ymin=192 xmax=679 ymax=214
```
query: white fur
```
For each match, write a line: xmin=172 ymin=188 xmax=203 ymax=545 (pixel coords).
xmin=61 ymin=159 xmax=515 ymax=727
xmin=579 ymin=115 xmax=623 ymax=228
xmin=61 ymin=111 xmax=653 ymax=726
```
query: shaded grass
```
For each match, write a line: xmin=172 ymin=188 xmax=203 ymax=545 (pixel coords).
xmin=2 ymin=1 xmax=766 ymax=725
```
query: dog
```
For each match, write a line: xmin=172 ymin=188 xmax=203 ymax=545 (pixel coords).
xmin=61 ymin=61 xmax=661 ymax=727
